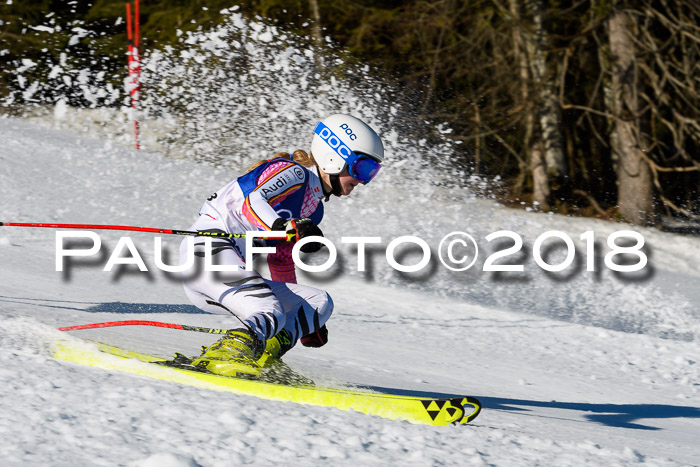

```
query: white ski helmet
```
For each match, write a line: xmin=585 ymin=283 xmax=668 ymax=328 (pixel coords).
xmin=310 ymin=114 xmax=384 ymax=183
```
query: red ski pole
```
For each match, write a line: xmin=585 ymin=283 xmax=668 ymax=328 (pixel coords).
xmin=0 ymin=222 xmax=288 ymax=240
xmin=58 ymin=320 xmax=228 ymax=334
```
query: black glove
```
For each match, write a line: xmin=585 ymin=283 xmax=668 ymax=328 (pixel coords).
xmin=271 ymin=217 xmax=324 ymax=253
xmin=301 ymin=324 xmax=328 ymax=348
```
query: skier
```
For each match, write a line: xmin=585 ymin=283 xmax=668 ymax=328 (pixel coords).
xmin=179 ymin=114 xmax=384 ymax=377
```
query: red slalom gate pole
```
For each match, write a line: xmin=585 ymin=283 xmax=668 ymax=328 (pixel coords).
xmin=0 ymin=221 xmax=288 ymax=240
xmin=58 ymin=320 xmax=228 ymax=334
xmin=126 ymin=0 xmax=141 ymax=150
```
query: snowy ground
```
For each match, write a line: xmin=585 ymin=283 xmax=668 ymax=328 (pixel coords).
xmin=1 ymin=118 xmax=699 ymax=466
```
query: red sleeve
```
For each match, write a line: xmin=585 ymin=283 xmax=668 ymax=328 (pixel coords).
xmin=267 ymin=241 xmax=297 ymax=283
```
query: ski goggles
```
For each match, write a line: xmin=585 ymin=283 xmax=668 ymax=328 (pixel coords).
xmin=349 ymin=153 xmax=381 ymax=184
xmin=314 ymin=122 xmax=381 ymax=184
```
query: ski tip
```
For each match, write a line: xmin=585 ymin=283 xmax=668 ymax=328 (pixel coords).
xmin=460 ymin=396 xmax=482 ymax=424
xmin=420 ymin=396 xmax=482 ymax=425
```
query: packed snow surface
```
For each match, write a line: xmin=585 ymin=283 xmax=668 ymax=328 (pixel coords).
xmin=1 ymin=118 xmax=699 ymax=466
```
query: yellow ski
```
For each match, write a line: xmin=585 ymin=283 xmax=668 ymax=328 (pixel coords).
xmin=53 ymin=340 xmax=481 ymax=427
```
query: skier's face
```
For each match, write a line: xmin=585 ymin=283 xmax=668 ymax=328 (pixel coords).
xmin=335 ymin=167 xmax=361 ymax=197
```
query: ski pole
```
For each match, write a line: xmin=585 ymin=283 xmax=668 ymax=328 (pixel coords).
xmin=0 ymin=222 xmax=287 ymax=240
xmin=58 ymin=320 xmax=228 ymax=334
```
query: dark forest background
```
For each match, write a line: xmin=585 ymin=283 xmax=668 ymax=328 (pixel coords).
xmin=1 ymin=0 xmax=698 ymax=228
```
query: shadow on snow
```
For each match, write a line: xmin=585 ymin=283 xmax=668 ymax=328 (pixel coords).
xmin=0 ymin=295 xmax=206 ymax=314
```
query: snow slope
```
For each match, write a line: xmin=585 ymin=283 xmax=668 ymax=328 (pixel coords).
xmin=1 ymin=118 xmax=699 ymax=466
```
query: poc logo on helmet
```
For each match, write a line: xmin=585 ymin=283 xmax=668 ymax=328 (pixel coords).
xmin=317 ymin=123 xmax=353 ymax=161
xmin=339 ymin=123 xmax=357 ymax=141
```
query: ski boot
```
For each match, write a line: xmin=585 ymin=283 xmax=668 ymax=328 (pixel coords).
xmin=258 ymin=329 xmax=292 ymax=364
xmin=257 ymin=330 xmax=314 ymax=386
xmin=191 ymin=327 xmax=264 ymax=378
